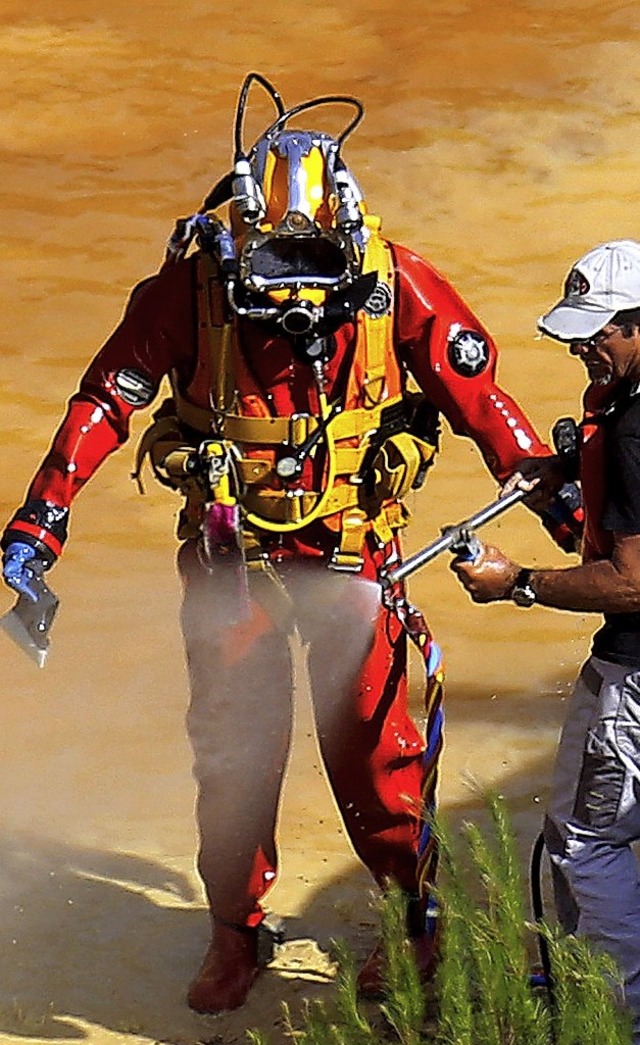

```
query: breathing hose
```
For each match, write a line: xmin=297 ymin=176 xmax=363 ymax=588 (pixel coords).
xmin=243 ymin=385 xmax=343 ymax=534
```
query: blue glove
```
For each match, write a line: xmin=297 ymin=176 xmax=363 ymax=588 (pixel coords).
xmin=2 ymin=541 xmax=44 ymax=603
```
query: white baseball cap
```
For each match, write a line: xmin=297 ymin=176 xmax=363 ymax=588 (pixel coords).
xmin=538 ymin=239 xmax=640 ymax=342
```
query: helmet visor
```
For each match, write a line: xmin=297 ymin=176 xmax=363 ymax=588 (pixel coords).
xmin=240 ymin=229 xmax=356 ymax=293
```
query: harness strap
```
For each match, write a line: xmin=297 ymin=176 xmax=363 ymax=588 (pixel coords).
xmin=224 ymin=395 xmax=406 ymax=445
xmin=329 ymin=508 xmax=368 ymax=571
xmin=170 ymin=385 xmax=216 ymax=435
xmin=198 ymin=253 xmax=236 ymax=412
xmin=132 ymin=414 xmax=190 ymax=492
xmin=351 ymin=216 xmax=395 ymax=409
xmin=243 ymin=481 xmax=360 ymax=523
xmin=241 ymin=482 xmax=409 ymax=531
xmin=223 ymin=413 xmax=291 ymax=443
xmin=372 ymin=501 xmax=407 ymax=544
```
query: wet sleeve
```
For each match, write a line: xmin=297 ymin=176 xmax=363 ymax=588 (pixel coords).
xmin=4 ymin=262 xmax=194 ymax=557
xmin=393 ymin=244 xmax=551 ymax=480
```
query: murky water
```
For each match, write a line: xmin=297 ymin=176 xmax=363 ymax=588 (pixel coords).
xmin=0 ymin=2 xmax=636 ymax=1040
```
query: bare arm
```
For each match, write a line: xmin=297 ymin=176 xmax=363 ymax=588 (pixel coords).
xmin=451 ymin=532 xmax=640 ymax=613
xmin=532 ymin=532 xmax=640 ymax=612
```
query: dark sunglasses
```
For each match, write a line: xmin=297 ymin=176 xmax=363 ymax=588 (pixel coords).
xmin=569 ymin=328 xmax=616 ymax=351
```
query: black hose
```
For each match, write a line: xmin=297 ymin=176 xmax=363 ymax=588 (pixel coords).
xmin=234 ymin=72 xmax=285 ymax=159
xmin=530 ymin=829 xmax=556 ymax=1016
xmin=263 ymin=94 xmax=364 ymax=146
xmin=201 ymin=80 xmax=363 ymax=215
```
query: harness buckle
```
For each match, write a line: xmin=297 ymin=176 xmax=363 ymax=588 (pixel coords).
xmin=289 ymin=412 xmax=313 ymax=447
xmin=328 ymin=549 xmax=365 ymax=573
xmin=328 ymin=506 xmax=368 ymax=572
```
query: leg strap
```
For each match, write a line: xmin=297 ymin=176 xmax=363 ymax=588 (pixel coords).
xmin=213 ymin=914 xmax=258 ymax=935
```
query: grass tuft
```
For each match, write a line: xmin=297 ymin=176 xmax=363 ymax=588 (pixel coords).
xmin=250 ymin=793 xmax=633 ymax=1044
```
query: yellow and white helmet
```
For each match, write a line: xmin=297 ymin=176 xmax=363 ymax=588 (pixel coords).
xmin=191 ymin=74 xmax=376 ymax=344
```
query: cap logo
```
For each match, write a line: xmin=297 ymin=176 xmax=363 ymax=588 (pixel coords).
xmin=564 ymin=269 xmax=590 ymax=297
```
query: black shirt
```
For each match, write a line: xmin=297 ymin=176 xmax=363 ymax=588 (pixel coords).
xmin=591 ymin=384 xmax=640 ymax=667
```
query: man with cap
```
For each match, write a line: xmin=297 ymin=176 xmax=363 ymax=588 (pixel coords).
xmin=452 ymin=239 xmax=640 ymax=1039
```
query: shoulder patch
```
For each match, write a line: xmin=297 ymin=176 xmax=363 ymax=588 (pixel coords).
xmin=114 ymin=368 xmax=155 ymax=407
xmin=447 ymin=328 xmax=490 ymax=377
xmin=363 ymin=280 xmax=392 ymax=318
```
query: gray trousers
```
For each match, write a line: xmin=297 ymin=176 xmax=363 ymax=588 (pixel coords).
xmin=544 ymin=655 xmax=640 ymax=1041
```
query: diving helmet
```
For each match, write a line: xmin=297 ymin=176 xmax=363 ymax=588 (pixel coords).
xmin=169 ymin=73 xmax=376 ymax=352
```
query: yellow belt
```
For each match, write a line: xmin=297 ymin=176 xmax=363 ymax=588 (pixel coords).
xmin=174 ymin=391 xmax=404 ymax=447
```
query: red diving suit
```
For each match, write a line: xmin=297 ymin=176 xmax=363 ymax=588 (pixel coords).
xmin=3 ymin=239 xmax=551 ymax=940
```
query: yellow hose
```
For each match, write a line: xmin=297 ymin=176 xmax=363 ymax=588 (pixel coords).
xmin=243 ymin=389 xmax=342 ymax=533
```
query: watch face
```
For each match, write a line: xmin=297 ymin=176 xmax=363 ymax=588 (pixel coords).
xmin=511 ymin=569 xmax=536 ymax=606
xmin=512 ymin=581 xmax=536 ymax=607
xmin=512 ymin=576 xmax=535 ymax=610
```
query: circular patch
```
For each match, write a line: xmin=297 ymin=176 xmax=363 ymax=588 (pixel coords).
xmin=363 ymin=280 xmax=392 ymax=318
xmin=447 ymin=330 xmax=490 ymax=377
xmin=114 ymin=368 xmax=155 ymax=407
xmin=564 ymin=268 xmax=590 ymax=297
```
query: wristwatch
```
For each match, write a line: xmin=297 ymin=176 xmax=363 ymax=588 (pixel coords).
xmin=511 ymin=568 xmax=537 ymax=607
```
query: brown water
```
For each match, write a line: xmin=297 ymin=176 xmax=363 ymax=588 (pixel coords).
xmin=0 ymin=2 xmax=635 ymax=1041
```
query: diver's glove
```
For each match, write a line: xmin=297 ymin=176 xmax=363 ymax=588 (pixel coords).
xmin=540 ymin=481 xmax=583 ymax=555
xmin=2 ymin=542 xmax=47 ymax=602
xmin=1 ymin=498 xmax=68 ymax=568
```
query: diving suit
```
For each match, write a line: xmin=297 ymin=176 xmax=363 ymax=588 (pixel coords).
xmin=1 ymin=73 xmax=573 ymax=1012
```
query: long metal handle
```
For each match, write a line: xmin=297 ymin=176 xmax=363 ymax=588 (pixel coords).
xmin=383 ymin=486 xmax=527 ymax=587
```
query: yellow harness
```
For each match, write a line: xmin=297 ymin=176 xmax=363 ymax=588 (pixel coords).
xmin=134 ymin=220 xmax=437 ymax=568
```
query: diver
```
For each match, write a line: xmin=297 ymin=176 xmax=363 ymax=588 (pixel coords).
xmin=1 ymin=73 xmax=581 ymax=1012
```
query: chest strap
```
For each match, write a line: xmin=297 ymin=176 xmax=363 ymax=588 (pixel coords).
xmin=354 ymin=216 xmax=396 ymax=409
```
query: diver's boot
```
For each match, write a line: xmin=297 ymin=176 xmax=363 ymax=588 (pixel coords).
xmin=357 ymin=895 xmax=438 ymax=999
xmin=356 ymin=932 xmax=438 ymax=998
xmin=187 ymin=919 xmax=260 ymax=1014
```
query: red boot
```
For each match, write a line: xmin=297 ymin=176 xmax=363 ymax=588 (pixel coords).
xmin=187 ymin=920 xmax=260 ymax=1014
xmin=357 ymin=930 xmax=438 ymax=999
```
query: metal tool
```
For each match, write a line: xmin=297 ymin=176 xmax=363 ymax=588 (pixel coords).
xmin=0 ymin=567 xmax=59 ymax=668
xmin=381 ymin=486 xmax=527 ymax=588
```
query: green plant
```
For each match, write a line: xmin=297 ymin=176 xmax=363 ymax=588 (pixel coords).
xmin=434 ymin=796 xmax=550 ymax=1045
xmin=433 ymin=795 xmax=632 ymax=1045
xmin=250 ymin=794 xmax=633 ymax=1044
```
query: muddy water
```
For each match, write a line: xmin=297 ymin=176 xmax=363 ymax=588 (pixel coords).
xmin=0 ymin=2 xmax=637 ymax=1042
